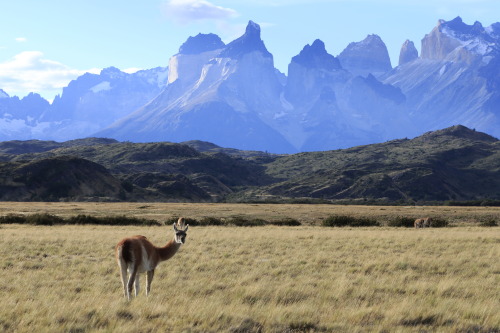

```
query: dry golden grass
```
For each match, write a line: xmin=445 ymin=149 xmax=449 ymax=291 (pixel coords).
xmin=0 ymin=202 xmax=499 ymax=225
xmin=1 ymin=221 xmax=499 ymax=332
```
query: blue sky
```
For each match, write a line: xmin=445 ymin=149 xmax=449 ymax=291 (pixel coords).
xmin=1 ymin=0 xmax=500 ymax=101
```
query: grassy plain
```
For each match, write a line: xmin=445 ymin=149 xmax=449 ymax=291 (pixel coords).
xmin=0 ymin=203 xmax=499 ymax=332
xmin=0 ymin=202 xmax=499 ymax=225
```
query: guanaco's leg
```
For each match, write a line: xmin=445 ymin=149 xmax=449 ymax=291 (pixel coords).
xmin=134 ymin=274 xmax=140 ymax=297
xmin=127 ymin=267 xmax=138 ymax=300
xmin=119 ymin=262 xmax=129 ymax=299
xmin=146 ymin=270 xmax=155 ymax=296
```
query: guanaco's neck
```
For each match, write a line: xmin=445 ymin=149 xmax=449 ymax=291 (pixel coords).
xmin=157 ymin=239 xmax=182 ymax=262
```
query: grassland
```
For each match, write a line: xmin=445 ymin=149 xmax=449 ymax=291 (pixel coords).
xmin=0 ymin=203 xmax=499 ymax=332
xmin=0 ymin=202 xmax=499 ymax=226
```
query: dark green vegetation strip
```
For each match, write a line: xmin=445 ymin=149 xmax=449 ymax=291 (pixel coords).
xmin=0 ymin=214 xmax=302 ymax=227
xmin=0 ymin=213 xmax=497 ymax=227
xmin=3 ymin=213 xmax=495 ymax=227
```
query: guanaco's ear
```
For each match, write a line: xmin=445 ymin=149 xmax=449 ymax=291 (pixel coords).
xmin=173 ymin=223 xmax=178 ymax=231
xmin=184 ymin=224 xmax=189 ymax=232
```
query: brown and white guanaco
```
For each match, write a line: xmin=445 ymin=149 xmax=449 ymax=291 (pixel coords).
xmin=115 ymin=217 xmax=189 ymax=300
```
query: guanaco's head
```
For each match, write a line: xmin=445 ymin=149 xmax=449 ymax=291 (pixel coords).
xmin=173 ymin=218 xmax=189 ymax=244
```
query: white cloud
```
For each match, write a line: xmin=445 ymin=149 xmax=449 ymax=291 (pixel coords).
xmin=15 ymin=37 xmax=27 ymax=43
xmin=122 ymin=67 xmax=142 ymax=74
xmin=162 ymin=0 xmax=238 ymax=24
xmin=0 ymin=51 xmax=99 ymax=101
xmin=226 ymin=0 xmax=498 ymax=5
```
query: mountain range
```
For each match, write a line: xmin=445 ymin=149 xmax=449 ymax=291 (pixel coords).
xmin=0 ymin=125 xmax=498 ymax=203
xmin=1 ymin=17 xmax=500 ymax=153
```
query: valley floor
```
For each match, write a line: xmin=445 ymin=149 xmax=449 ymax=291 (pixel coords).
xmin=0 ymin=223 xmax=499 ymax=332
xmin=0 ymin=202 xmax=499 ymax=226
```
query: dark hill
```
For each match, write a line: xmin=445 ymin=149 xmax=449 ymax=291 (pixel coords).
xmin=239 ymin=125 xmax=500 ymax=203
xmin=0 ymin=137 xmax=117 ymax=157
xmin=2 ymin=140 xmax=272 ymax=202
xmin=0 ymin=125 xmax=498 ymax=203
xmin=181 ymin=140 xmax=277 ymax=158
xmin=0 ymin=156 xmax=126 ymax=201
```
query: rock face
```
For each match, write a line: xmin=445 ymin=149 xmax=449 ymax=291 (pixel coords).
xmin=383 ymin=17 xmax=500 ymax=139
xmin=219 ymin=21 xmax=272 ymax=59
xmin=421 ymin=17 xmax=498 ymax=63
xmin=101 ymin=27 xmax=412 ymax=153
xmin=281 ymin=38 xmax=410 ymax=151
xmin=285 ymin=39 xmax=345 ymax=106
xmin=99 ymin=21 xmax=295 ymax=153
xmin=178 ymin=33 xmax=225 ymax=55
xmin=337 ymin=34 xmax=392 ymax=77
xmin=399 ymin=40 xmax=418 ymax=65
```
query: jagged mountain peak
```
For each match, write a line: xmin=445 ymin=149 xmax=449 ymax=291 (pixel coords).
xmin=422 ymin=17 xmax=499 ymax=61
xmin=219 ymin=20 xmax=272 ymax=59
xmin=100 ymin=66 xmax=126 ymax=79
xmin=291 ymin=39 xmax=341 ymax=70
xmin=246 ymin=20 xmax=261 ymax=36
xmin=438 ymin=16 xmax=484 ymax=37
xmin=342 ymin=34 xmax=387 ymax=51
xmin=0 ymin=89 xmax=9 ymax=99
xmin=338 ymin=33 xmax=392 ymax=76
xmin=363 ymin=34 xmax=385 ymax=44
xmin=399 ymin=40 xmax=419 ymax=66
xmin=439 ymin=17 xmax=487 ymax=41
xmin=178 ymin=33 xmax=225 ymax=55
xmin=487 ymin=22 xmax=500 ymax=38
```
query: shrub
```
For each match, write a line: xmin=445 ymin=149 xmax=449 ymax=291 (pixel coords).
xmin=197 ymin=217 xmax=225 ymax=226
xmin=387 ymin=216 xmax=415 ymax=228
xmin=25 ymin=213 xmax=64 ymax=226
xmin=323 ymin=215 xmax=379 ymax=227
xmin=479 ymin=219 xmax=498 ymax=227
xmin=73 ymin=215 xmax=159 ymax=226
xmin=322 ymin=215 xmax=355 ymax=227
xmin=67 ymin=214 xmax=102 ymax=225
xmin=0 ymin=214 xmax=27 ymax=224
xmin=227 ymin=216 xmax=267 ymax=227
xmin=430 ymin=218 xmax=448 ymax=228
xmin=268 ymin=218 xmax=301 ymax=226
xmin=105 ymin=216 xmax=159 ymax=226
xmin=350 ymin=217 xmax=380 ymax=227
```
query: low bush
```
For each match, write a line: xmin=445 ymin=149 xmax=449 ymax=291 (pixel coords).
xmin=227 ymin=216 xmax=267 ymax=227
xmin=430 ymin=218 xmax=448 ymax=228
xmin=268 ymin=218 xmax=301 ymax=226
xmin=0 ymin=214 xmax=27 ymax=224
xmin=92 ymin=215 xmax=159 ymax=226
xmin=66 ymin=214 xmax=159 ymax=226
xmin=25 ymin=213 xmax=64 ymax=226
xmin=322 ymin=215 xmax=355 ymax=227
xmin=323 ymin=215 xmax=379 ymax=227
xmin=197 ymin=217 xmax=225 ymax=226
xmin=387 ymin=216 xmax=415 ymax=228
xmin=67 ymin=214 xmax=102 ymax=225
xmin=479 ymin=219 xmax=498 ymax=227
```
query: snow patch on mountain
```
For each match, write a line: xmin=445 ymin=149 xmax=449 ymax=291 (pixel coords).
xmin=279 ymin=92 xmax=294 ymax=111
xmin=90 ymin=81 xmax=111 ymax=93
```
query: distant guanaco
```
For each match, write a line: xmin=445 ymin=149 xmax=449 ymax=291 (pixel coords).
xmin=414 ymin=217 xmax=432 ymax=228
xmin=115 ymin=217 xmax=189 ymax=300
